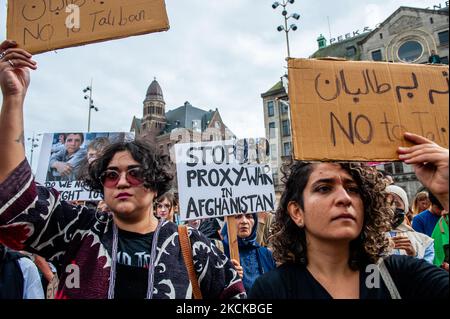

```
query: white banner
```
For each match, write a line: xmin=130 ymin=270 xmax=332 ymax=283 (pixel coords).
xmin=175 ymin=139 xmax=276 ymax=221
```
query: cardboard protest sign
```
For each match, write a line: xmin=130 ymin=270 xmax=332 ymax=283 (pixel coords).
xmin=36 ymin=132 xmax=135 ymax=201
xmin=7 ymin=0 xmax=170 ymax=54
xmin=288 ymin=58 xmax=449 ymax=161
xmin=175 ymin=139 xmax=276 ymax=222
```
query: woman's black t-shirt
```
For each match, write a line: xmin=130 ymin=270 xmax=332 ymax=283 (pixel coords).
xmin=248 ymin=255 xmax=449 ymax=299
xmin=114 ymin=229 xmax=154 ymax=299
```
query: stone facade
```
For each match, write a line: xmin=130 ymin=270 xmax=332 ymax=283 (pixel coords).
xmin=131 ymin=79 xmax=235 ymax=159
xmin=261 ymin=81 xmax=291 ymax=201
xmin=360 ymin=7 xmax=449 ymax=64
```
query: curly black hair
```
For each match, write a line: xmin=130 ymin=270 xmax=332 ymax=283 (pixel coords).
xmin=84 ymin=139 xmax=173 ymax=197
xmin=269 ymin=161 xmax=393 ymax=270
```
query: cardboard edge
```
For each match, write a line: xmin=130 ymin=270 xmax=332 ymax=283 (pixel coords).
xmin=25 ymin=25 xmax=171 ymax=55
xmin=288 ymin=58 xmax=449 ymax=162
xmin=6 ymin=0 xmax=13 ymax=40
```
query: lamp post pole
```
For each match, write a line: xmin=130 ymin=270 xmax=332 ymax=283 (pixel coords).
xmin=272 ymin=0 xmax=300 ymax=60
xmin=83 ymin=79 xmax=99 ymax=133
xmin=284 ymin=9 xmax=291 ymax=58
xmin=87 ymin=79 xmax=93 ymax=132
xmin=27 ymin=132 xmax=42 ymax=168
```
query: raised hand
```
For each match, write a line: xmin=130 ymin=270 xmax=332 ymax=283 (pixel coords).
xmin=0 ymin=40 xmax=37 ymax=182
xmin=398 ymin=132 xmax=449 ymax=210
xmin=0 ymin=40 xmax=37 ymax=99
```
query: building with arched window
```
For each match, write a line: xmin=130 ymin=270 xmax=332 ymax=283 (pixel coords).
xmin=131 ymin=78 xmax=235 ymax=157
xmin=262 ymin=4 xmax=448 ymax=201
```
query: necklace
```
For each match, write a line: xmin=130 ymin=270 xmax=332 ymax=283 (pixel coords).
xmin=107 ymin=219 xmax=163 ymax=299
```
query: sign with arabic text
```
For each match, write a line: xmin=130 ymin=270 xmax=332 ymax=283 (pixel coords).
xmin=288 ymin=58 xmax=449 ymax=161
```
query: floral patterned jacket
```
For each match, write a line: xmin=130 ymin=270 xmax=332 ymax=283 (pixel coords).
xmin=0 ymin=160 xmax=245 ymax=299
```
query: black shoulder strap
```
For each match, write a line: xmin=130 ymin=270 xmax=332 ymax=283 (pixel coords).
xmin=377 ymin=258 xmax=401 ymax=299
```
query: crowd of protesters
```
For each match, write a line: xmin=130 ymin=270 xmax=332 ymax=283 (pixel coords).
xmin=0 ymin=39 xmax=448 ymax=299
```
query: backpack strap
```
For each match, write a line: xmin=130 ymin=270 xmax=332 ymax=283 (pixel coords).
xmin=178 ymin=225 xmax=203 ymax=299
xmin=377 ymin=258 xmax=401 ymax=299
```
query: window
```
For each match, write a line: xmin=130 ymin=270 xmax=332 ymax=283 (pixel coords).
xmin=384 ymin=163 xmax=393 ymax=175
xmin=280 ymin=100 xmax=289 ymax=114
xmin=267 ymin=101 xmax=274 ymax=117
xmin=398 ymin=40 xmax=423 ymax=62
xmin=379 ymin=33 xmax=383 ymax=39
xmin=282 ymin=120 xmax=291 ymax=137
xmin=438 ymin=30 xmax=449 ymax=45
xmin=269 ymin=122 xmax=276 ymax=139
xmin=150 ymin=106 xmax=155 ymax=114
xmin=270 ymin=144 xmax=277 ymax=160
xmin=430 ymin=17 xmax=434 ymax=24
xmin=346 ymin=46 xmax=356 ymax=57
xmin=283 ymin=142 xmax=292 ymax=156
xmin=273 ymin=172 xmax=279 ymax=183
xmin=394 ymin=162 xmax=404 ymax=174
xmin=371 ymin=50 xmax=382 ymax=61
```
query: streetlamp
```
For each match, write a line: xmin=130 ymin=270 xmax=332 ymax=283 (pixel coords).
xmin=27 ymin=132 xmax=42 ymax=167
xmin=272 ymin=0 xmax=300 ymax=59
xmin=83 ymin=79 xmax=99 ymax=132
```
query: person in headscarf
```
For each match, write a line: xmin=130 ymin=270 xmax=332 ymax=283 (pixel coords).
xmin=385 ymin=185 xmax=435 ymax=264
xmin=221 ymin=213 xmax=276 ymax=293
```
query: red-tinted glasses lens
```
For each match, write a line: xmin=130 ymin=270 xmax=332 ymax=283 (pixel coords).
xmin=101 ymin=168 xmax=144 ymax=188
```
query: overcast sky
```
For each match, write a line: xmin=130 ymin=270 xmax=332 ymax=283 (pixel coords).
xmin=0 ymin=0 xmax=445 ymax=166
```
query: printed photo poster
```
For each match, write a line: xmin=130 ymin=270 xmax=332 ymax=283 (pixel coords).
xmin=175 ymin=138 xmax=276 ymax=222
xmin=35 ymin=132 xmax=135 ymax=201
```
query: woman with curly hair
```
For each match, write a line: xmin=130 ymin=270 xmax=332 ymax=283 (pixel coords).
xmin=249 ymin=133 xmax=449 ymax=299
xmin=0 ymin=40 xmax=245 ymax=299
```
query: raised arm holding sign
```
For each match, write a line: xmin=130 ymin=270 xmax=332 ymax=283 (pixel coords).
xmin=0 ymin=40 xmax=36 ymax=182
xmin=0 ymin=41 xmax=245 ymax=299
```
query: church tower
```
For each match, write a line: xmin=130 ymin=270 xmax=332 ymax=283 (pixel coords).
xmin=142 ymin=78 xmax=166 ymax=135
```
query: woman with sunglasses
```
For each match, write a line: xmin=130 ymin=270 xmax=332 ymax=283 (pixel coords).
xmin=0 ymin=40 xmax=245 ymax=299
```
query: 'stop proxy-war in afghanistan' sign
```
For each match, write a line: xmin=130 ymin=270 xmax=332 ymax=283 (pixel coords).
xmin=175 ymin=139 xmax=276 ymax=221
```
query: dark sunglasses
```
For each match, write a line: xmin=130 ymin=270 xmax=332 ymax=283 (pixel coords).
xmin=100 ymin=167 xmax=144 ymax=188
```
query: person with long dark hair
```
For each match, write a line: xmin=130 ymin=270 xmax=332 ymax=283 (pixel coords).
xmin=249 ymin=134 xmax=448 ymax=299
